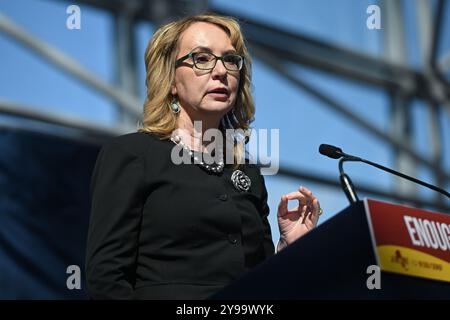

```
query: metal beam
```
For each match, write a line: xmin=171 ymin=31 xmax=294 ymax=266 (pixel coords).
xmin=213 ymin=8 xmax=419 ymax=93
xmin=212 ymin=7 xmax=450 ymax=113
xmin=68 ymin=0 xmax=209 ymax=26
xmin=427 ymin=0 xmax=450 ymax=119
xmin=250 ymin=44 xmax=450 ymax=183
xmin=416 ymin=0 xmax=447 ymax=204
xmin=0 ymin=12 xmax=142 ymax=119
xmin=0 ymin=99 xmax=132 ymax=144
xmin=383 ymin=0 xmax=417 ymax=196
xmin=113 ymin=7 xmax=141 ymax=127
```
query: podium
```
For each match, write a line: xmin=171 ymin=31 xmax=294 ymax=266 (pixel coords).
xmin=213 ymin=200 xmax=450 ymax=299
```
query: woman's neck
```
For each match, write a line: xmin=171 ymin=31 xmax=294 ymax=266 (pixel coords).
xmin=175 ymin=109 xmax=221 ymax=153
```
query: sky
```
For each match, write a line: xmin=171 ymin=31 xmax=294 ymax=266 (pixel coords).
xmin=0 ymin=0 xmax=449 ymax=242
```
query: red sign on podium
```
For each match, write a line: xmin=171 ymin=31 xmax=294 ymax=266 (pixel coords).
xmin=364 ymin=199 xmax=450 ymax=283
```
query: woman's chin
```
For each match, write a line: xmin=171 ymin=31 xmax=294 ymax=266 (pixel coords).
xmin=200 ymin=102 xmax=233 ymax=114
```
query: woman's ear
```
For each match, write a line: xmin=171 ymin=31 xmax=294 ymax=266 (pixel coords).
xmin=171 ymin=83 xmax=177 ymax=96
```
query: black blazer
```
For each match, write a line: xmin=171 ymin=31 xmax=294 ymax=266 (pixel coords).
xmin=85 ymin=132 xmax=274 ymax=299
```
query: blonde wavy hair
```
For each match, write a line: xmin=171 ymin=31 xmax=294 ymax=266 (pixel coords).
xmin=138 ymin=14 xmax=255 ymax=167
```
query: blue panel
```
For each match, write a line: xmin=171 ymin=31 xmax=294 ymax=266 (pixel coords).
xmin=0 ymin=130 xmax=100 ymax=299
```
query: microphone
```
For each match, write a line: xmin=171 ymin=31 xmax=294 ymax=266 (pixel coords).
xmin=319 ymin=144 xmax=360 ymax=203
xmin=319 ymin=144 xmax=360 ymax=161
xmin=339 ymin=170 xmax=359 ymax=203
xmin=319 ymin=144 xmax=450 ymax=200
xmin=318 ymin=144 xmax=344 ymax=159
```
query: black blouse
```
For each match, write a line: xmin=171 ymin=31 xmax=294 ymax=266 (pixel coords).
xmin=85 ymin=132 xmax=274 ymax=299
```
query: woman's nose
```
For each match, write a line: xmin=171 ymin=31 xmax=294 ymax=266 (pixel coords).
xmin=211 ymin=59 xmax=228 ymax=77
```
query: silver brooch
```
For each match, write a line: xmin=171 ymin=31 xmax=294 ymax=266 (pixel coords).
xmin=231 ymin=170 xmax=251 ymax=192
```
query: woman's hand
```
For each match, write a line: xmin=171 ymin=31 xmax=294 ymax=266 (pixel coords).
xmin=277 ymin=186 xmax=322 ymax=246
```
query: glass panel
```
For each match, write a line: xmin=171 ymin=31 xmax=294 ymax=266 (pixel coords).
xmin=251 ymin=59 xmax=392 ymax=189
xmin=0 ymin=0 xmax=116 ymax=124
xmin=211 ymin=0 xmax=383 ymax=56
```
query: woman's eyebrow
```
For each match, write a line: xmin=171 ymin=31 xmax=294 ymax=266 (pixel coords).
xmin=190 ymin=46 xmax=212 ymax=53
xmin=223 ymin=49 xmax=238 ymax=55
xmin=191 ymin=46 xmax=237 ymax=54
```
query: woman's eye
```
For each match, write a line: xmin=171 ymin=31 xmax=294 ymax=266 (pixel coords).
xmin=195 ymin=54 xmax=211 ymax=63
xmin=224 ymin=56 xmax=239 ymax=65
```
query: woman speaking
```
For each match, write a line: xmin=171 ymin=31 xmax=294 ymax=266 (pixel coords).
xmin=85 ymin=14 xmax=322 ymax=300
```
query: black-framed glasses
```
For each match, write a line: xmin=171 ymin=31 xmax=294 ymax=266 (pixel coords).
xmin=175 ymin=51 xmax=244 ymax=71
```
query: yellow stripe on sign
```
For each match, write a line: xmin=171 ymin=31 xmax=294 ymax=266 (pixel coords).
xmin=377 ymin=245 xmax=450 ymax=283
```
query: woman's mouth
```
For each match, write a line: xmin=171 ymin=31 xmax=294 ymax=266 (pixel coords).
xmin=207 ymin=88 xmax=229 ymax=100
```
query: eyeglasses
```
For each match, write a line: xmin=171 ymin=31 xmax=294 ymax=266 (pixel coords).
xmin=175 ymin=51 xmax=244 ymax=71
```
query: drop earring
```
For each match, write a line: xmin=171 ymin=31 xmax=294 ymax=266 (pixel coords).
xmin=171 ymin=97 xmax=181 ymax=114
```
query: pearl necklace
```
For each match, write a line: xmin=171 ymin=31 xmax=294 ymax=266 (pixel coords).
xmin=170 ymin=135 xmax=224 ymax=173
